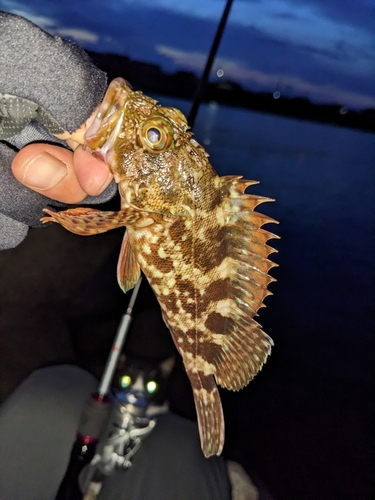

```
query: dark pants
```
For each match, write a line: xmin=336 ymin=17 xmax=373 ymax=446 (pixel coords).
xmin=0 ymin=365 xmax=232 ymax=500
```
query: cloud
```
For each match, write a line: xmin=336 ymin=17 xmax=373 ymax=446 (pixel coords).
xmin=143 ymin=0 xmax=374 ymax=77
xmin=156 ymin=45 xmax=375 ymax=109
xmin=53 ymin=28 xmax=99 ymax=44
xmin=234 ymin=1 xmax=372 ymax=71
xmin=156 ymin=45 xmax=206 ymax=68
xmin=3 ymin=8 xmax=55 ymax=28
xmin=1 ymin=0 xmax=373 ymax=109
xmin=287 ymin=0 xmax=375 ymax=32
xmin=0 ymin=3 xmax=99 ymax=44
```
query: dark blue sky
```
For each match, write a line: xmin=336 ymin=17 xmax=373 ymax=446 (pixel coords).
xmin=1 ymin=0 xmax=374 ymax=109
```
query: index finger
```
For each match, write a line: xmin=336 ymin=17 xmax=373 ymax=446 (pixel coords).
xmin=73 ymin=146 xmax=113 ymax=196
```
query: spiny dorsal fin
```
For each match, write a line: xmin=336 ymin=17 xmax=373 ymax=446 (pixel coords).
xmin=201 ymin=175 xmax=279 ymax=391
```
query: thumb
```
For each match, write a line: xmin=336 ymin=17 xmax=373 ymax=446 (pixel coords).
xmin=12 ymin=144 xmax=113 ymax=203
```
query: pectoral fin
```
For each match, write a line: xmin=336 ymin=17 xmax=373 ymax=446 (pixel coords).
xmin=117 ymin=230 xmax=141 ymax=293
xmin=41 ymin=207 xmax=154 ymax=236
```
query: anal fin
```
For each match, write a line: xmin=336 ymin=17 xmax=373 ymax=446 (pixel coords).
xmin=117 ymin=230 xmax=141 ymax=293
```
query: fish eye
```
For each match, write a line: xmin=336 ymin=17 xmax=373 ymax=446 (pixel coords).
xmin=120 ymin=375 xmax=132 ymax=388
xmin=146 ymin=380 xmax=158 ymax=394
xmin=139 ymin=117 xmax=173 ymax=153
xmin=147 ymin=127 xmax=161 ymax=144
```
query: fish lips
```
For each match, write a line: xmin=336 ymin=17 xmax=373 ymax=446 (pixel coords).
xmin=84 ymin=77 xmax=133 ymax=162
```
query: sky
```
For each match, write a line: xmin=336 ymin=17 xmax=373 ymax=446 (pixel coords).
xmin=0 ymin=0 xmax=374 ymax=110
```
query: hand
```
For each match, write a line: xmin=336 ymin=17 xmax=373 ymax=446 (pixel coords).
xmin=12 ymin=116 xmax=113 ymax=204
xmin=12 ymin=144 xmax=112 ymax=204
xmin=0 ymin=11 xmax=117 ymax=250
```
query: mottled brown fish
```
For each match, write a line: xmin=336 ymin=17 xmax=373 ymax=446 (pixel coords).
xmin=42 ymin=78 xmax=278 ymax=457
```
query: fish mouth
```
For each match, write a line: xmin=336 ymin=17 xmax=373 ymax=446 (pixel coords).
xmin=84 ymin=77 xmax=132 ymax=159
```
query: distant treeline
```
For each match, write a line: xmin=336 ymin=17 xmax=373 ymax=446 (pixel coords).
xmin=88 ymin=51 xmax=375 ymax=133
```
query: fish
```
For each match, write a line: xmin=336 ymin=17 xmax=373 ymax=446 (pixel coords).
xmin=42 ymin=77 xmax=279 ymax=457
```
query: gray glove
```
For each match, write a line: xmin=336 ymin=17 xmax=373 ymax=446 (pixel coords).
xmin=0 ymin=11 xmax=117 ymax=250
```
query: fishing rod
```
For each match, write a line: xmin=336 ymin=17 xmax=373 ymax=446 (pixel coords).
xmin=97 ymin=276 xmax=142 ymax=397
xmin=55 ymin=278 xmax=143 ymax=500
xmin=188 ymin=0 xmax=234 ymax=128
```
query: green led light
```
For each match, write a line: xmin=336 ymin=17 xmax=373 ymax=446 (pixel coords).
xmin=120 ymin=375 xmax=132 ymax=388
xmin=146 ymin=380 xmax=158 ymax=394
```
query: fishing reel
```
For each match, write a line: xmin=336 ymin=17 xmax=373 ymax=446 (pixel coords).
xmin=91 ymin=388 xmax=156 ymax=474
xmin=81 ymin=386 xmax=156 ymax=498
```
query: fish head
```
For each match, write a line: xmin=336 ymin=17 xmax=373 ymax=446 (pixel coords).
xmin=85 ymin=78 xmax=212 ymax=216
